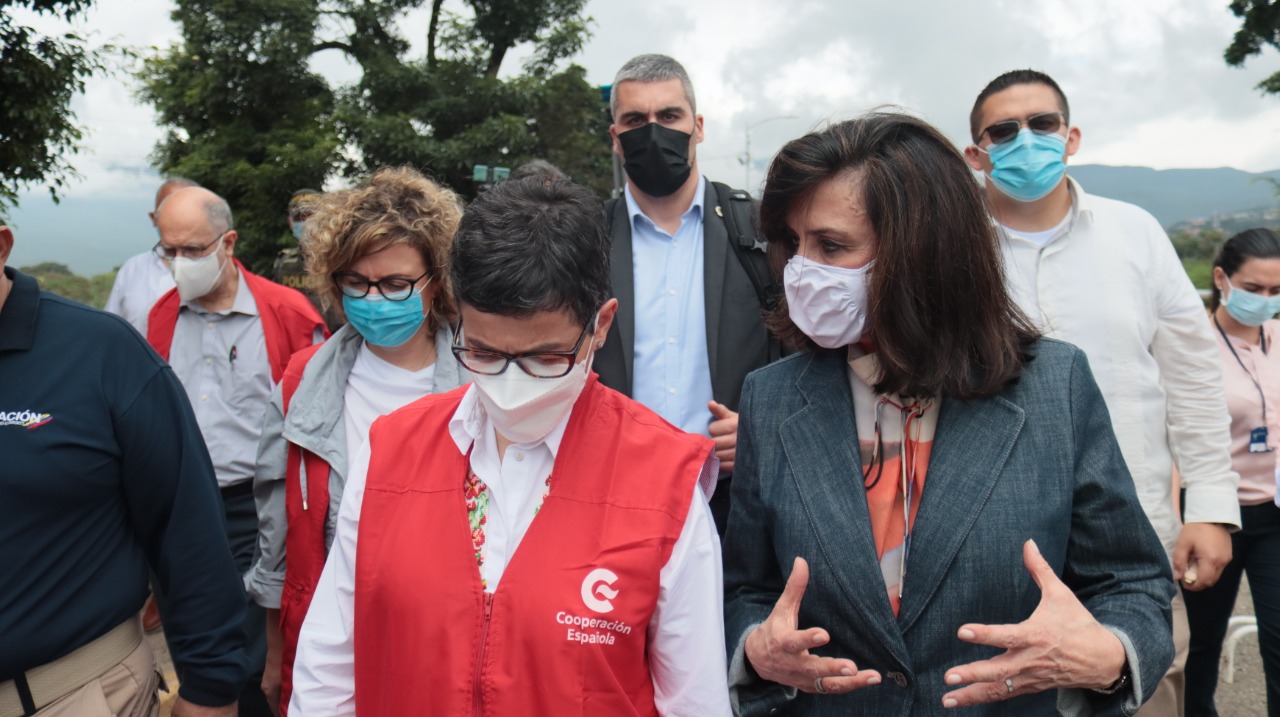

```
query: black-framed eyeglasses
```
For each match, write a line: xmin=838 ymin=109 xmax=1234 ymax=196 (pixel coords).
xmin=332 ymin=269 xmax=431 ymax=302
xmin=979 ymin=111 xmax=1066 ymax=147
xmin=451 ymin=320 xmax=592 ymax=379
xmin=152 ymin=231 xmax=227 ymax=262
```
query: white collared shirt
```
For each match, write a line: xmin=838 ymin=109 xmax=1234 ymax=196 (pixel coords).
xmin=103 ymin=249 xmax=175 ymax=335
xmin=290 ymin=385 xmax=732 ymax=716
xmin=999 ymin=178 xmax=1240 ymax=559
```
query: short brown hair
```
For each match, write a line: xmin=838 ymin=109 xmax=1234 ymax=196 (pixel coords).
xmin=761 ymin=112 xmax=1039 ymax=399
xmin=305 ymin=167 xmax=463 ymax=331
xmin=969 ymin=69 xmax=1070 ymax=143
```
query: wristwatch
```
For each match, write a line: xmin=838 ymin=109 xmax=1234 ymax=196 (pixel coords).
xmin=1091 ymin=664 xmax=1131 ymax=695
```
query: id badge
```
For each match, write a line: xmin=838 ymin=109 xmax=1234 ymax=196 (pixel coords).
xmin=1250 ymin=426 xmax=1270 ymax=453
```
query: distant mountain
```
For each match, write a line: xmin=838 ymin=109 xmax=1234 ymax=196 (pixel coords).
xmin=6 ymin=164 xmax=1279 ymax=276
xmin=1069 ymin=165 xmax=1280 ymax=227
xmin=6 ymin=190 xmax=157 ymax=277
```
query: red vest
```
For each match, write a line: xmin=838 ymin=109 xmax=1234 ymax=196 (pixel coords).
xmin=146 ymin=259 xmax=327 ymax=384
xmin=274 ymin=343 xmax=328 ymax=715
xmin=354 ymin=377 xmax=711 ymax=716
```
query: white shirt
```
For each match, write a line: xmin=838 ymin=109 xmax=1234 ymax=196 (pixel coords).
xmin=1000 ymin=178 xmax=1240 ymax=559
xmin=625 ymin=177 xmax=716 ymax=437
xmin=103 ymin=250 xmax=175 ymax=335
xmin=340 ymin=342 xmax=436 ymax=466
xmin=290 ymin=385 xmax=732 ymax=717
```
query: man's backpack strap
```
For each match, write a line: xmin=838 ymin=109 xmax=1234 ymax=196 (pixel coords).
xmin=710 ymin=182 xmax=781 ymax=314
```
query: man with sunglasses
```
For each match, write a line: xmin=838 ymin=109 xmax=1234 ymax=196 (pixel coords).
xmin=964 ymin=69 xmax=1239 ymax=717
xmin=291 ymin=178 xmax=732 ymax=716
xmin=147 ymin=186 xmax=327 ymax=717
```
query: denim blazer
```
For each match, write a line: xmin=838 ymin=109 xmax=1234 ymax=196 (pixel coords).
xmin=724 ymin=339 xmax=1175 ymax=716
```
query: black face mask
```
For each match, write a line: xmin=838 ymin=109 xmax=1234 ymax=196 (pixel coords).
xmin=618 ymin=123 xmax=693 ymax=198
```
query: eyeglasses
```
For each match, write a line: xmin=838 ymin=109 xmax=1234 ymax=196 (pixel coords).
xmin=333 ymin=269 xmax=431 ymax=302
xmin=152 ymin=231 xmax=227 ymax=262
xmin=451 ymin=320 xmax=592 ymax=379
xmin=979 ymin=111 xmax=1066 ymax=146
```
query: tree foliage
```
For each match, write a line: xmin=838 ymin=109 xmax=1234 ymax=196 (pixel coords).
xmin=19 ymin=261 xmax=115 ymax=308
xmin=1226 ymin=0 xmax=1280 ymax=94
xmin=140 ymin=0 xmax=612 ymax=274
xmin=0 ymin=0 xmax=103 ymax=218
xmin=138 ymin=0 xmax=340 ymax=273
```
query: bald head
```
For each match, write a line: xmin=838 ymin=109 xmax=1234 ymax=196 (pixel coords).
xmin=154 ymin=177 xmax=200 ymax=210
xmin=157 ymin=187 xmax=234 ymax=235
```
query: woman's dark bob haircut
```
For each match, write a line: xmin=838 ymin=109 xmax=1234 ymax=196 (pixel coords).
xmin=761 ymin=111 xmax=1040 ymax=399
xmin=1211 ymin=227 xmax=1280 ymax=310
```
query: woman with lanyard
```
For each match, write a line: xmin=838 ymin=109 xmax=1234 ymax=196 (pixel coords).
xmin=722 ymin=113 xmax=1175 ymax=715
xmin=245 ymin=167 xmax=466 ymax=714
xmin=1185 ymin=227 xmax=1280 ymax=716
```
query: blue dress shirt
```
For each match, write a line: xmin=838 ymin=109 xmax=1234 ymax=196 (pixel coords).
xmin=623 ymin=177 xmax=715 ymax=437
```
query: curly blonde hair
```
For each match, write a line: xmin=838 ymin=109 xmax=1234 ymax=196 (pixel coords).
xmin=305 ymin=167 xmax=463 ymax=331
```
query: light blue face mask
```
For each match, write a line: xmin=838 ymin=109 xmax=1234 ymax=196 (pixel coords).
xmin=984 ymin=128 xmax=1068 ymax=203
xmin=291 ymin=222 xmax=305 ymax=240
xmin=1223 ymin=279 xmax=1280 ymax=327
xmin=342 ymin=287 xmax=427 ymax=348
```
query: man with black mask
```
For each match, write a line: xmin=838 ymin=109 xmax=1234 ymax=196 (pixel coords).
xmin=597 ymin=53 xmax=778 ymax=535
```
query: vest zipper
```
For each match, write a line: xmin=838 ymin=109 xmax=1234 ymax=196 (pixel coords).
xmin=472 ymin=592 xmax=494 ymax=716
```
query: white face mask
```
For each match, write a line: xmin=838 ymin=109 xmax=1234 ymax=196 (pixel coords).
xmin=171 ymin=235 xmax=228 ymax=302
xmin=783 ymin=254 xmax=874 ymax=349
xmin=468 ymin=324 xmax=597 ymax=445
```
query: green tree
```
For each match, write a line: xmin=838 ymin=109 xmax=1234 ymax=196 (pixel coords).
xmin=20 ymin=262 xmax=116 ymax=307
xmin=0 ymin=0 xmax=104 ymax=217
xmin=139 ymin=0 xmax=612 ymax=272
xmin=138 ymin=0 xmax=341 ymax=273
xmin=1226 ymin=0 xmax=1280 ymax=94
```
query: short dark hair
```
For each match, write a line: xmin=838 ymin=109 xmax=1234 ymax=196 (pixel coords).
xmin=509 ymin=159 xmax=569 ymax=184
xmin=969 ymin=69 xmax=1070 ymax=143
xmin=452 ymin=178 xmax=610 ymax=327
xmin=761 ymin=112 xmax=1040 ymax=399
xmin=1212 ymin=228 xmax=1280 ymax=309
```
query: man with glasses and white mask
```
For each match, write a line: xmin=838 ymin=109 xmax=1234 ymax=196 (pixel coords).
xmin=291 ymin=178 xmax=731 ymax=716
xmin=147 ymin=186 xmax=326 ymax=717
xmin=964 ymin=69 xmax=1240 ymax=716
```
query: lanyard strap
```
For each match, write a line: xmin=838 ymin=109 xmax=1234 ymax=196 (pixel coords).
xmin=1215 ymin=314 xmax=1269 ymax=424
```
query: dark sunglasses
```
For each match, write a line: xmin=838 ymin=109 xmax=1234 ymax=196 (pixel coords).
xmin=979 ymin=111 xmax=1066 ymax=146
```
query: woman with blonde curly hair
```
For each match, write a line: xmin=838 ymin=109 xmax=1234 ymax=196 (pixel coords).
xmin=245 ymin=166 xmax=465 ymax=714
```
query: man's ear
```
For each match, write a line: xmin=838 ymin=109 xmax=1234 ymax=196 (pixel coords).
xmin=963 ymin=145 xmax=987 ymax=173
xmin=0 ymin=226 xmax=14 ymax=265
xmin=1065 ymin=126 xmax=1082 ymax=160
xmin=222 ymin=230 xmax=239 ymax=254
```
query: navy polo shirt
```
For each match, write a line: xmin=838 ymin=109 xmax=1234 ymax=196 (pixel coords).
xmin=0 ymin=267 xmax=250 ymax=706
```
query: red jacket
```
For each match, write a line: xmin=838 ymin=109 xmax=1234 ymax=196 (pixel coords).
xmin=147 ymin=259 xmax=327 ymax=384
xmin=274 ymin=343 xmax=327 ymax=715
xmin=353 ymin=377 xmax=711 ymax=716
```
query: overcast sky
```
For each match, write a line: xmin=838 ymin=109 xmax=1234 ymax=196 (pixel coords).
xmin=8 ymin=0 xmax=1280 ymax=270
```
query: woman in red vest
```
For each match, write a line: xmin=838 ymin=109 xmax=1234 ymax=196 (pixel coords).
xmin=290 ymin=178 xmax=733 ymax=716
xmin=245 ymin=167 xmax=467 ymax=714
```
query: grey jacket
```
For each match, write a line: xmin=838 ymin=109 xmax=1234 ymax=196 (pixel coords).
xmin=245 ymin=323 xmax=463 ymax=608
xmin=724 ymin=339 xmax=1175 ymax=716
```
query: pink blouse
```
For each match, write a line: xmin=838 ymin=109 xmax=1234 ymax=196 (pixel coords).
xmin=1215 ymin=318 xmax=1280 ymax=505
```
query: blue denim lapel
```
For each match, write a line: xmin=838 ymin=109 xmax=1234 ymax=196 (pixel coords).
xmin=896 ymin=393 xmax=1025 ymax=635
xmin=781 ymin=350 xmax=910 ymax=668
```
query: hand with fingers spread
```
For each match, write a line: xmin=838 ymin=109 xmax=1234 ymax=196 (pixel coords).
xmin=708 ymin=401 xmax=739 ymax=474
xmin=744 ymin=557 xmax=882 ymax=696
xmin=940 ymin=540 xmax=1127 ymax=709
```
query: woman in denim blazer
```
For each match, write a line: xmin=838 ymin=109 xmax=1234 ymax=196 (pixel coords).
xmin=723 ymin=113 xmax=1175 ymax=716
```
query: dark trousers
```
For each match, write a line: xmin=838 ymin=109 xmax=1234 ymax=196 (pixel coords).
xmin=1184 ymin=501 xmax=1280 ymax=716
xmin=221 ymin=483 xmax=272 ymax=717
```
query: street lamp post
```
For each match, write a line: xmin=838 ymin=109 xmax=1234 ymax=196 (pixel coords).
xmin=744 ymin=115 xmax=798 ymax=190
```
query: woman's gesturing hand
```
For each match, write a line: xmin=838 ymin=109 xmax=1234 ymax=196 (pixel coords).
xmin=744 ymin=557 xmax=882 ymax=695
xmin=941 ymin=540 xmax=1128 ymax=709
